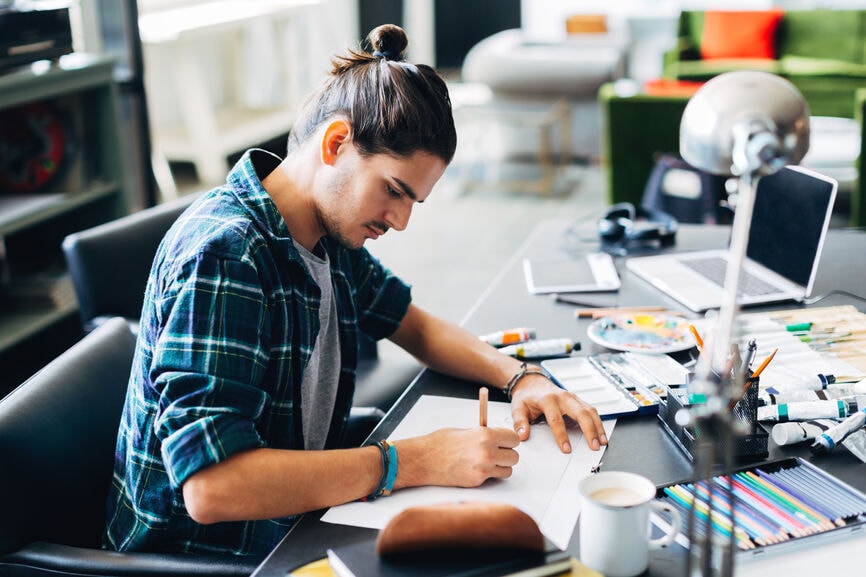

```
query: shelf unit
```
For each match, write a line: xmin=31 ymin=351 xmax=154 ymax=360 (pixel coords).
xmin=0 ymin=53 xmax=128 ymax=393
xmin=139 ymin=0 xmax=323 ymax=186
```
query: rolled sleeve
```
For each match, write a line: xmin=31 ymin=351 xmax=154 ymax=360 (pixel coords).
xmin=152 ymin=251 xmax=272 ymax=488
xmin=161 ymin=403 xmax=265 ymax=488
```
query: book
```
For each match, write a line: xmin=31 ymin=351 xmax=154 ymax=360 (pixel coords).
xmin=326 ymin=538 xmax=548 ymax=577
xmin=0 ymin=265 xmax=76 ymax=310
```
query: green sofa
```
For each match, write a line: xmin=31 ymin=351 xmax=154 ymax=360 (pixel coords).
xmin=598 ymin=82 xmax=688 ymax=215
xmin=599 ymin=9 xmax=866 ymax=227
xmin=854 ymin=87 xmax=866 ymax=227
xmin=599 ymin=82 xmax=866 ymax=228
xmin=664 ymin=9 xmax=866 ymax=119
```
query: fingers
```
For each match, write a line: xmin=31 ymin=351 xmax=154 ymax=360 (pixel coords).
xmin=511 ymin=408 xmax=531 ymax=442
xmin=512 ymin=388 xmax=607 ymax=453
xmin=414 ymin=427 xmax=520 ymax=487
xmin=484 ymin=434 xmax=521 ymax=480
xmin=486 ymin=426 xmax=521 ymax=449
xmin=469 ymin=427 xmax=520 ymax=483
xmin=551 ymin=392 xmax=606 ymax=451
xmin=533 ymin=395 xmax=573 ymax=453
xmin=566 ymin=393 xmax=608 ymax=451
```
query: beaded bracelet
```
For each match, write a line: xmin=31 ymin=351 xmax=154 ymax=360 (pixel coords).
xmin=363 ymin=440 xmax=398 ymax=501
xmin=503 ymin=362 xmax=556 ymax=399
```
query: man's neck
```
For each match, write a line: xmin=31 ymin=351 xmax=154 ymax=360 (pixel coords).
xmin=262 ymin=155 xmax=323 ymax=252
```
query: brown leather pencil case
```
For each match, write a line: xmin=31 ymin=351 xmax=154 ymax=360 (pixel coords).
xmin=376 ymin=501 xmax=545 ymax=557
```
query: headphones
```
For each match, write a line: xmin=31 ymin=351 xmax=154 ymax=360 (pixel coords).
xmin=597 ymin=202 xmax=678 ymax=250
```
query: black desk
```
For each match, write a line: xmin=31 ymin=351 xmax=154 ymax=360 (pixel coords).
xmin=253 ymin=220 xmax=866 ymax=577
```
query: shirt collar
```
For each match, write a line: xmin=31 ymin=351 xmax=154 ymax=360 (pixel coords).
xmin=225 ymin=148 xmax=297 ymax=249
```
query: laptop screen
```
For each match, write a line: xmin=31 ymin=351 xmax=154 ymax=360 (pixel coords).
xmin=747 ymin=166 xmax=837 ymax=288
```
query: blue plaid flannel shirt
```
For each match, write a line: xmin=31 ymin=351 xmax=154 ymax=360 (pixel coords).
xmin=103 ymin=149 xmax=411 ymax=557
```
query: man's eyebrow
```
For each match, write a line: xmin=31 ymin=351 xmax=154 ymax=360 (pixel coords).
xmin=394 ymin=177 xmax=422 ymax=203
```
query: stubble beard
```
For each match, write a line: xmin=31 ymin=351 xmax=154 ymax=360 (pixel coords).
xmin=317 ymin=168 xmax=365 ymax=250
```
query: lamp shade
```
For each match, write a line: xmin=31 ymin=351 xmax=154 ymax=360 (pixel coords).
xmin=679 ymin=71 xmax=810 ymax=177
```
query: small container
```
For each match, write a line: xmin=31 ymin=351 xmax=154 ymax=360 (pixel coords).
xmin=657 ymin=378 xmax=768 ymax=462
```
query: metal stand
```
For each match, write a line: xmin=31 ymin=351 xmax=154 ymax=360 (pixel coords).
xmin=684 ymin=164 xmax=761 ymax=577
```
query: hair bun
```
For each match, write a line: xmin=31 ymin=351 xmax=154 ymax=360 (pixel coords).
xmin=368 ymin=24 xmax=408 ymax=61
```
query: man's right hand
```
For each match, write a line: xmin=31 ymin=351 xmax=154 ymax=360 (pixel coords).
xmin=391 ymin=427 xmax=520 ymax=490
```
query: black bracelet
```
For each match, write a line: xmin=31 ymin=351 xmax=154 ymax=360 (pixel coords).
xmin=503 ymin=362 xmax=556 ymax=399
xmin=362 ymin=440 xmax=390 ymax=502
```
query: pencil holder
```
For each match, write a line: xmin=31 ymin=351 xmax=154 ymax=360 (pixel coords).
xmin=730 ymin=376 xmax=759 ymax=428
xmin=658 ymin=380 xmax=768 ymax=463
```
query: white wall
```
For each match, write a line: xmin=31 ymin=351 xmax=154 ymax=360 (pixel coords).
xmin=140 ymin=0 xmax=357 ymax=130
xmin=403 ymin=0 xmax=436 ymax=65
xmin=521 ymin=0 xmax=866 ymax=38
xmin=518 ymin=0 xmax=866 ymax=81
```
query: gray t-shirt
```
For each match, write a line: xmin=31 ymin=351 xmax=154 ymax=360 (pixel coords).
xmin=294 ymin=239 xmax=340 ymax=450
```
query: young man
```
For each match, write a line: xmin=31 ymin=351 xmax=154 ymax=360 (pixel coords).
xmin=104 ymin=25 xmax=606 ymax=558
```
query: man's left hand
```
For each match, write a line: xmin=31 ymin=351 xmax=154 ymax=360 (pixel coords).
xmin=509 ymin=374 xmax=607 ymax=453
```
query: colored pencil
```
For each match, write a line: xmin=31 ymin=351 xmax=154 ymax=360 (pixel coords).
xmin=751 ymin=347 xmax=778 ymax=378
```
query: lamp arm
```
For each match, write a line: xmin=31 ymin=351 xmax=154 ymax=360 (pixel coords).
xmin=689 ymin=171 xmax=758 ymax=413
xmin=716 ymin=173 xmax=757 ymax=386
xmin=677 ymin=70 xmax=810 ymax=577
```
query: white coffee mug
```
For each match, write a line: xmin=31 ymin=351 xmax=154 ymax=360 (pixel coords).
xmin=578 ymin=471 xmax=681 ymax=577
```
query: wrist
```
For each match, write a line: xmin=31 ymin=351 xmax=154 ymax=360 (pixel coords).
xmin=387 ymin=438 xmax=425 ymax=491
xmin=362 ymin=440 xmax=398 ymax=501
xmin=502 ymin=362 xmax=556 ymax=399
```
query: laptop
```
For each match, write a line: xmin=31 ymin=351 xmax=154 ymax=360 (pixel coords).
xmin=625 ymin=165 xmax=837 ymax=312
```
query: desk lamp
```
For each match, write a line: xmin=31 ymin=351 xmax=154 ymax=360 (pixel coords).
xmin=678 ymin=70 xmax=810 ymax=576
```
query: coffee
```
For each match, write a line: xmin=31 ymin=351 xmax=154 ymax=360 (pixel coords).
xmin=579 ymin=471 xmax=681 ymax=577
xmin=589 ymin=487 xmax=645 ymax=507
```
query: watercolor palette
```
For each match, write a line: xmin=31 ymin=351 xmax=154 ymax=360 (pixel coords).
xmin=587 ymin=313 xmax=696 ymax=354
xmin=541 ymin=352 xmax=689 ymax=419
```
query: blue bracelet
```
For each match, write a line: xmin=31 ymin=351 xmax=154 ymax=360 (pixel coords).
xmin=381 ymin=441 xmax=398 ymax=497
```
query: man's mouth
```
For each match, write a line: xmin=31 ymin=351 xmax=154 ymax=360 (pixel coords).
xmin=366 ymin=223 xmax=389 ymax=239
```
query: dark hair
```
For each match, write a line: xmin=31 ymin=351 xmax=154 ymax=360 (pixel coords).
xmin=286 ymin=24 xmax=457 ymax=164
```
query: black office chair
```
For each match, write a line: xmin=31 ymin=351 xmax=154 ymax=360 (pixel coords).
xmin=61 ymin=194 xmax=419 ymax=417
xmin=640 ymin=152 xmax=732 ymax=225
xmin=62 ymin=193 xmax=200 ymax=334
xmin=0 ymin=317 xmax=260 ymax=576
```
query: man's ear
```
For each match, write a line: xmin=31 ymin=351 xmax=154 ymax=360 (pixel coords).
xmin=321 ymin=119 xmax=352 ymax=166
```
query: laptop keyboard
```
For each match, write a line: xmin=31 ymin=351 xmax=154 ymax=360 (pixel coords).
xmin=681 ymin=257 xmax=780 ymax=297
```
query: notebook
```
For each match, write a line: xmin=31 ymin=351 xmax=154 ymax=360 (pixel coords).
xmin=523 ymin=252 xmax=620 ymax=294
xmin=625 ymin=165 xmax=837 ymax=312
xmin=326 ymin=538 xmax=549 ymax=577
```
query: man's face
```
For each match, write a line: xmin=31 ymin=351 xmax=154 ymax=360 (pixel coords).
xmin=316 ymin=144 xmax=447 ymax=249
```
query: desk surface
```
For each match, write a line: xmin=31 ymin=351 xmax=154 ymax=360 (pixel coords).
xmin=253 ymin=220 xmax=866 ymax=577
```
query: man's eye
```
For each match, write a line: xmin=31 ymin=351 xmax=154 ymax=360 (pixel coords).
xmin=387 ymin=185 xmax=402 ymax=199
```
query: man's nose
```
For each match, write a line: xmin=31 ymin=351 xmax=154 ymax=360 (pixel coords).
xmin=386 ymin=202 xmax=413 ymax=231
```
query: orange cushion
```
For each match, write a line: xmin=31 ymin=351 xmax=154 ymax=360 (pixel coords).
xmin=701 ymin=9 xmax=784 ymax=60
xmin=644 ymin=79 xmax=705 ymax=98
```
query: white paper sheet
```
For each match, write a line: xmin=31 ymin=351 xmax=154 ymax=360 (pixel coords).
xmin=321 ymin=395 xmax=614 ymax=550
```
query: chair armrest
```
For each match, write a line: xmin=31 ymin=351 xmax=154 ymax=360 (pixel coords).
xmin=662 ymin=38 xmax=702 ymax=78
xmin=344 ymin=406 xmax=387 ymax=448
xmin=1 ymin=541 xmax=259 ymax=577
